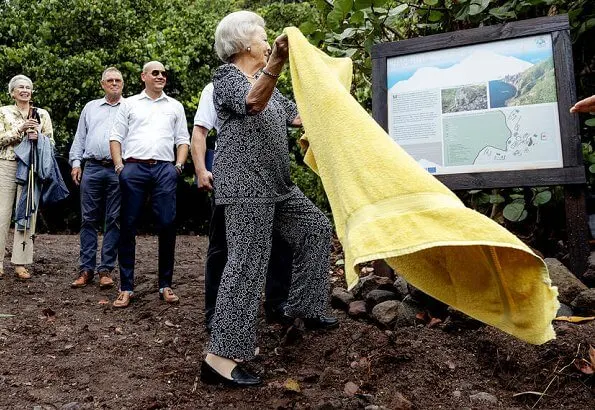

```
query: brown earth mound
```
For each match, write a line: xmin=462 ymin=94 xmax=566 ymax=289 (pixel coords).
xmin=0 ymin=234 xmax=593 ymax=409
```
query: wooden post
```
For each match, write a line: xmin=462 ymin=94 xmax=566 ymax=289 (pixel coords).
xmin=564 ymin=185 xmax=590 ymax=278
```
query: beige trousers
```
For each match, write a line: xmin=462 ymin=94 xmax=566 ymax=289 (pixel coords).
xmin=0 ymin=159 xmax=35 ymax=271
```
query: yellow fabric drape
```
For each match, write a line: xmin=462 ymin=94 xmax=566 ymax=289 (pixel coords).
xmin=285 ymin=27 xmax=558 ymax=345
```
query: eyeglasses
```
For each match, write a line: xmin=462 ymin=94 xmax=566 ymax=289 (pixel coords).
xmin=150 ymin=70 xmax=168 ymax=78
xmin=104 ymin=78 xmax=122 ymax=84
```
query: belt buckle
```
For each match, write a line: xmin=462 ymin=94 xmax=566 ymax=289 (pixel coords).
xmin=148 ymin=159 xmax=157 ymax=165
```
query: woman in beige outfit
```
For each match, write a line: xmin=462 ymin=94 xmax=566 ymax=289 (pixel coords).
xmin=0 ymin=75 xmax=53 ymax=279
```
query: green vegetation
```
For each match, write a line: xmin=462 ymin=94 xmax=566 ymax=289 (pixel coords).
xmin=507 ymin=57 xmax=557 ymax=106
xmin=441 ymin=84 xmax=488 ymax=113
xmin=1 ymin=0 xmax=594 ymax=235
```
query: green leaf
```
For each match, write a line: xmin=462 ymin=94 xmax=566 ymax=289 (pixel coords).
xmin=354 ymin=0 xmax=372 ymax=10
xmin=299 ymin=21 xmax=317 ymax=36
xmin=0 ymin=314 xmax=15 ymax=318
xmin=327 ymin=8 xmax=345 ymax=31
xmin=503 ymin=202 xmax=527 ymax=222
xmin=428 ymin=10 xmax=444 ymax=22
xmin=372 ymin=0 xmax=388 ymax=6
xmin=423 ymin=0 xmax=439 ymax=6
xmin=455 ymin=5 xmax=470 ymax=20
xmin=489 ymin=194 xmax=505 ymax=204
xmin=586 ymin=118 xmax=595 ymax=127
xmin=532 ymin=190 xmax=552 ymax=206
xmin=509 ymin=194 xmax=524 ymax=200
xmin=350 ymin=10 xmax=365 ymax=25
xmin=468 ymin=0 xmax=490 ymax=16
xmin=335 ymin=0 xmax=354 ymax=14
xmin=589 ymin=164 xmax=595 ymax=174
xmin=335 ymin=259 xmax=345 ymax=266
xmin=468 ymin=189 xmax=482 ymax=194
xmin=476 ymin=193 xmax=490 ymax=205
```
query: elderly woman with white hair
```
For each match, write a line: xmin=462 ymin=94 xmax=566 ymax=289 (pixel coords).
xmin=0 ymin=75 xmax=53 ymax=279
xmin=201 ymin=10 xmax=337 ymax=387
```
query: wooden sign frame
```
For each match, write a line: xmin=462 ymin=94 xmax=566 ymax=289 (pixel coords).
xmin=371 ymin=15 xmax=589 ymax=276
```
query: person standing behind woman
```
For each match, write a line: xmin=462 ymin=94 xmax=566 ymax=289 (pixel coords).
xmin=202 ymin=11 xmax=336 ymax=387
xmin=0 ymin=75 xmax=53 ymax=279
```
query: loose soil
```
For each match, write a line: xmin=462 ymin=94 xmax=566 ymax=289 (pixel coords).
xmin=0 ymin=234 xmax=593 ymax=409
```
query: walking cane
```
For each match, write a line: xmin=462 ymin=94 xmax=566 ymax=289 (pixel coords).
xmin=21 ymin=107 xmax=39 ymax=251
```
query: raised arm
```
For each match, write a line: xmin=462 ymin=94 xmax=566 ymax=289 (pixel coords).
xmin=245 ymin=34 xmax=289 ymax=115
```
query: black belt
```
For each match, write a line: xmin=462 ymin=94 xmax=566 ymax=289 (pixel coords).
xmin=87 ymin=158 xmax=114 ymax=167
xmin=125 ymin=158 xmax=168 ymax=165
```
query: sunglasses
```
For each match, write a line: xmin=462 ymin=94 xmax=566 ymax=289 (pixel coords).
xmin=150 ymin=70 xmax=168 ymax=78
xmin=104 ymin=78 xmax=122 ymax=84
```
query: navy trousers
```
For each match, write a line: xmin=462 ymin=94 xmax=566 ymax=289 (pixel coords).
xmin=79 ymin=161 xmax=121 ymax=275
xmin=204 ymin=194 xmax=293 ymax=325
xmin=118 ymin=162 xmax=177 ymax=291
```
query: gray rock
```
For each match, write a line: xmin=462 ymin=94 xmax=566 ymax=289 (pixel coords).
xmin=394 ymin=299 xmax=419 ymax=328
xmin=331 ymin=287 xmax=354 ymax=310
xmin=469 ymin=392 xmax=498 ymax=405
xmin=371 ymin=299 xmax=418 ymax=328
xmin=556 ymin=303 xmax=573 ymax=317
xmin=571 ymin=288 xmax=595 ymax=316
xmin=353 ymin=274 xmax=394 ymax=298
xmin=348 ymin=300 xmax=368 ymax=318
xmin=371 ymin=260 xmax=394 ymax=280
xmin=366 ymin=289 xmax=399 ymax=307
xmin=372 ymin=300 xmax=400 ymax=326
xmin=545 ymin=258 xmax=587 ymax=305
xmin=393 ymin=276 xmax=409 ymax=300
xmin=588 ymin=250 xmax=595 ymax=269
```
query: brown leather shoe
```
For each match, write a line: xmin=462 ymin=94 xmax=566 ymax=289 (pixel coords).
xmin=159 ymin=287 xmax=179 ymax=304
xmin=98 ymin=272 xmax=114 ymax=289
xmin=113 ymin=291 xmax=132 ymax=308
xmin=15 ymin=266 xmax=31 ymax=280
xmin=71 ymin=271 xmax=92 ymax=288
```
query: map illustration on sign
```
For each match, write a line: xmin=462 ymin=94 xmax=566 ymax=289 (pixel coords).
xmin=386 ymin=34 xmax=563 ymax=175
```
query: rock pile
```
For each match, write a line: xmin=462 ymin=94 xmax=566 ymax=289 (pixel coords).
xmin=331 ymin=256 xmax=595 ymax=331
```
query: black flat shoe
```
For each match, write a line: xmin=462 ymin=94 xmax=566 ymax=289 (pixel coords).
xmin=303 ymin=316 xmax=339 ymax=330
xmin=200 ymin=360 xmax=262 ymax=387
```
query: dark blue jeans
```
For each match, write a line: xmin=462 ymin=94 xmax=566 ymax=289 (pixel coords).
xmin=79 ymin=161 xmax=120 ymax=275
xmin=118 ymin=162 xmax=177 ymax=292
xmin=204 ymin=195 xmax=292 ymax=324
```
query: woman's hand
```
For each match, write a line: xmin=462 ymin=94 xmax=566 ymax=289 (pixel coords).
xmin=197 ymin=169 xmax=214 ymax=191
xmin=18 ymin=119 xmax=39 ymax=133
xmin=269 ymin=34 xmax=289 ymax=66
xmin=570 ymin=95 xmax=595 ymax=113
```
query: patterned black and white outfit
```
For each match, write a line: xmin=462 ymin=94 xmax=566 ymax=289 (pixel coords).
xmin=208 ymin=64 xmax=332 ymax=360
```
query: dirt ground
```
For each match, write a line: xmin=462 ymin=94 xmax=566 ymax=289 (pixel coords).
xmin=0 ymin=234 xmax=593 ymax=409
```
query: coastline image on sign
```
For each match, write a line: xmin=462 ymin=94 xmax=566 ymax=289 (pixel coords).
xmin=386 ymin=34 xmax=563 ymax=175
xmin=441 ymin=84 xmax=488 ymax=113
xmin=489 ymin=56 xmax=556 ymax=108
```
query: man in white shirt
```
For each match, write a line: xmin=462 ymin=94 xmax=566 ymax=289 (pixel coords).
xmin=110 ymin=61 xmax=190 ymax=308
xmin=69 ymin=67 xmax=124 ymax=290
xmin=191 ymin=82 xmax=293 ymax=330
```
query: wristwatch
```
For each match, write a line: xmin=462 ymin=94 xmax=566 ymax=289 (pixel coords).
xmin=175 ymin=163 xmax=184 ymax=173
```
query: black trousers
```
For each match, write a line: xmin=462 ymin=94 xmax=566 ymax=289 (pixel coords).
xmin=204 ymin=195 xmax=293 ymax=324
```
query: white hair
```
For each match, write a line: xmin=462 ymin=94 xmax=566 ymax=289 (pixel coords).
xmin=214 ymin=11 xmax=265 ymax=63
xmin=101 ymin=67 xmax=122 ymax=81
xmin=8 ymin=74 xmax=33 ymax=94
